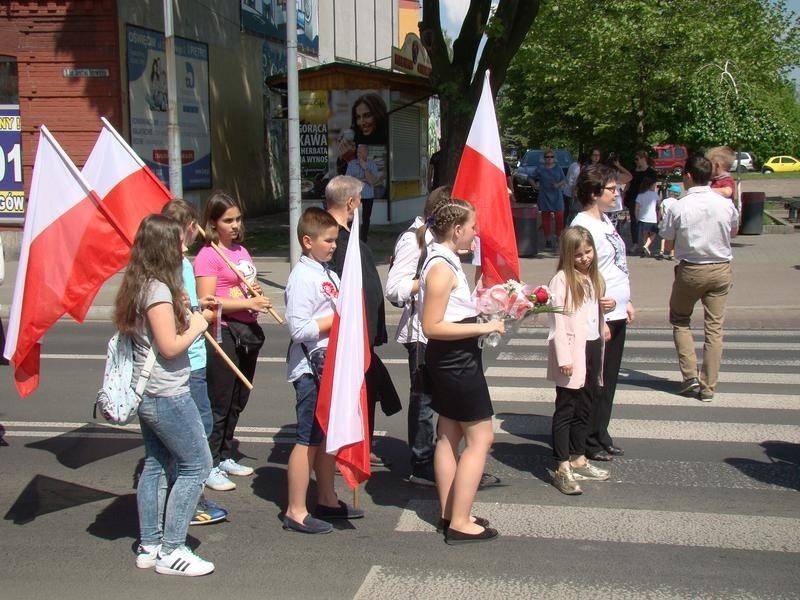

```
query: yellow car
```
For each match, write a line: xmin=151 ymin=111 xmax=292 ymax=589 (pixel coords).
xmin=761 ymin=155 xmax=800 ymax=173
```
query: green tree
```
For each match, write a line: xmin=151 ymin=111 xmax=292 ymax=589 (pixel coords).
xmin=499 ymin=0 xmax=800 ymax=159
xmin=419 ymin=0 xmax=541 ymax=183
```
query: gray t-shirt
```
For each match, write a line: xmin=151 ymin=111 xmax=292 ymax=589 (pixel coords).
xmin=131 ymin=280 xmax=190 ymax=397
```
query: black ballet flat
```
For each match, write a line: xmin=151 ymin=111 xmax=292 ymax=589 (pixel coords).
xmin=444 ymin=526 xmax=499 ymax=545
xmin=605 ymin=445 xmax=625 ymax=456
xmin=436 ymin=516 xmax=490 ymax=534
xmin=588 ymin=450 xmax=613 ymax=462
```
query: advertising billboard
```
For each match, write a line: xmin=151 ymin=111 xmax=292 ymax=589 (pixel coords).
xmin=0 ymin=105 xmax=24 ymax=222
xmin=126 ymin=25 xmax=211 ymax=190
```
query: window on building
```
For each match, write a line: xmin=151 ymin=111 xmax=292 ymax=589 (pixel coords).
xmin=0 ymin=57 xmax=19 ymax=105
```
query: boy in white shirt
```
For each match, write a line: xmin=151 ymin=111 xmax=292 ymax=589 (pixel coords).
xmin=635 ymin=176 xmax=660 ymax=257
xmin=283 ymin=207 xmax=363 ymax=534
xmin=658 ymin=184 xmax=681 ymax=260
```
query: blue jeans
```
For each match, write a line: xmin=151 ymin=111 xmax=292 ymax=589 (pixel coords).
xmin=405 ymin=342 xmax=435 ymax=468
xmin=189 ymin=368 xmax=213 ymax=439
xmin=293 ymin=374 xmax=323 ymax=446
xmin=137 ymin=392 xmax=212 ymax=553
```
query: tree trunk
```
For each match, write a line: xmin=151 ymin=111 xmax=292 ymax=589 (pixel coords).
xmin=420 ymin=0 xmax=541 ymax=185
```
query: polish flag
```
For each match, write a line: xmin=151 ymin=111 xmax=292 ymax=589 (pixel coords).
xmin=3 ymin=126 xmax=105 ymax=396
xmin=314 ymin=210 xmax=371 ymax=488
xmin=70 ymin=117 xmax=171 ymax=320
xmin=452 ymin=70 xmax=520 ymax=286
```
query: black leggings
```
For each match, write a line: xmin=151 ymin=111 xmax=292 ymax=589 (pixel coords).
xmin=585 ymin=319 xmax=626 ymax=454
xmin=205 ymin=327 xmax=260 ymax=465
xmin=551 ymin=338 xmax=602 ymax=462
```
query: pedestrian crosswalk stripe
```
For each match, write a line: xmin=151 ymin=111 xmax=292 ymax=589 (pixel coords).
xmin=487 ymin=387 xmax=800 ymax=410
xmin=354 ymin=565 xmax=773 ymax=600
xmin=39 ymin=353 xmax=409 ymax=365
xmin=506 ymin=339 xmax=800 ymax=351
xmin=395 ymin=500 xmax=800 ymax=553
xmin=485 ymin=366 xmax=800 ymax=385
xmin=516 ymin=327 xmax=800 ymax=337
xmin=496 ymin=351 xmax=800 ymax=367
xmin=492 ymin=415 xmax=800 ymax=444
xmin=480 ymin=454 xmax=799 ymax=492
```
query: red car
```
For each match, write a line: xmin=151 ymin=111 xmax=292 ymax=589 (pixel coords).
xmin=652 ymin=144 xmax=688 ymax=175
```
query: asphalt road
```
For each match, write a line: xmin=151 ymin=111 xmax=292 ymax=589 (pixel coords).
xmin=1 ymin=320 xmax=798 ymax=599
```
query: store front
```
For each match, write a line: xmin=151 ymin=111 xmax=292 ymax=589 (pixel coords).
xmin=269 ymin=62 xmax=432 ymax=224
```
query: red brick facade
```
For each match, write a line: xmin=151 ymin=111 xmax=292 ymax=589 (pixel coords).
xmin=0 ymin=1 xmax=122 ymax=195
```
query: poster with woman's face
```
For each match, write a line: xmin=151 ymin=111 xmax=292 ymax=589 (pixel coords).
xmin=329 ymin=90 xmax=389 ymax=199
xmin=298 ymin=89 xmax=389 ymax=199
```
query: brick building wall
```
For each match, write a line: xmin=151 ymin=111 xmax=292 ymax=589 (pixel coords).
xmin=0 ymin=1 xmax=122 ymax=195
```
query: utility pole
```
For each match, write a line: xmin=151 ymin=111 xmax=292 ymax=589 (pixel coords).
xmin=164 ymin=0 xmax=182 ymax=198
xmin=287 ymin=0 xmax=301 ymax=265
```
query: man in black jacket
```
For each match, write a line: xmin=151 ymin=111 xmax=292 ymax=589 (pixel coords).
xmin=325 ymin=176 xmax=399 ymax=466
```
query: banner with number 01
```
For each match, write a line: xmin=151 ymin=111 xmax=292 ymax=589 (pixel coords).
xmin=0 ymin=104 xmax=24 ymax=222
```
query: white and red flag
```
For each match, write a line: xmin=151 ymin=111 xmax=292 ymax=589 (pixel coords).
xmin=4 ymin=119 xmax=171 ymax=396
xmin=452 ymin=70 xmax=520 ymax=286
xmin=314 ymin=209 xmax=371 ymax=488
xmin=71 ymin=117 xmax=171 ymax=319
xmin=3 ymin=126 xmax=105 ymax=396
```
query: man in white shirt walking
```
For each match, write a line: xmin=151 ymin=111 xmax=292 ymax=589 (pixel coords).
xmin=660 ymin=155 xmax=739 ymax=402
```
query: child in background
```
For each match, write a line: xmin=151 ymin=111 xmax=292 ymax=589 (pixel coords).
xmin=707 ymin=146 xmax=736 ymax=201
xmin=161 ymin=199 xmax=228 ymax=526
xmin=547 ymin=226 xmax=611 ymax=495
xmin=283 ymin=207 xmax=363 ymax=534
xmin=658 ymin=185 xmax=681 ymax=260
xmin=635 ymin=176 xmax=660 ymax=257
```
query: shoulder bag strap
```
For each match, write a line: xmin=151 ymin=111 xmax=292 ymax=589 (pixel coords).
xmin=134 ymin=346 xmax=158 ymax=396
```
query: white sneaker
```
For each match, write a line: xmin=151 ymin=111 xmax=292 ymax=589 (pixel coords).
xmin=155 ymin=545 xmax=215 ymax=577
xmin=205 ymin=466 xmax=236 ymax=491
xmin=219 ymin=458 xmax=254 ymax=477
xmin=135 ymin=543 xmax=160 ymax=569
xmin=572 ymin=462 xmax=610 ymax=481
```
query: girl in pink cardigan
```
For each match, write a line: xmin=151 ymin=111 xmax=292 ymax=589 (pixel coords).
xmin=547 ymin=226 xmax=611 ymax=495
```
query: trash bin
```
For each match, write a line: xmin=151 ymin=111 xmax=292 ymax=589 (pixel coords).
xmin=511 ymin=203 xmax=539 ymax=257
xmin=740 ymin=191 xmax=764 ymax=235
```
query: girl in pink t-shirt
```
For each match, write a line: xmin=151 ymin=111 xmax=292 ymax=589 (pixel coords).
xmin=195 ymin=191 xmax=272 ymax=491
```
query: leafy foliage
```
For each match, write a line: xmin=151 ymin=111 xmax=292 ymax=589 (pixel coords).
xmin=498 ymin=0 xmax=800 ymax=159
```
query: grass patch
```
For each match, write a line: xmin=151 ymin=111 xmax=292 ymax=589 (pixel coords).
xmin=737 ymin=172 xmax=800 ymax=180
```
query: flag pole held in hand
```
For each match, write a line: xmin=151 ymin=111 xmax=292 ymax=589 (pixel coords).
xmin=195 ymin=225 xmax=284 ymax=324
xmin=200 ymin=328 xmax=253 ymax=390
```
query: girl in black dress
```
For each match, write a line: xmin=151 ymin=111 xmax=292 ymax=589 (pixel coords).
xmin=419 ymin=198 xmax=505 ymax=545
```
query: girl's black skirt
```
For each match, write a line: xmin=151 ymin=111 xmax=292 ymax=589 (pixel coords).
xmin=425 ymin=317 xmax=493 ymax=422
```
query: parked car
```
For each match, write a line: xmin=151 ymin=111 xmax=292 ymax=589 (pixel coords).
xmin=731 ymin=151 xmax=755 ymax=173
xmin=652 ymin=144 xmax=688 ymax=175
xmin=511 ymin=148 xmax=573 ymax=203
xmin=761 ymin=155 xmax=800 ymax=174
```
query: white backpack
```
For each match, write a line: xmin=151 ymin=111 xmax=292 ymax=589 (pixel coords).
xmin=95 ymin=332 xmax=157 ymax=425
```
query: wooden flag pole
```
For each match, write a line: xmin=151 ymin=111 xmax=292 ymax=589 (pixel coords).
xmin=353 ymin=485 xmax=360 ymax=510
xmin=196 ymin=225 xmax=284 ymax=324
xmin=184 ymin=306 xmax=253 ymax=390
xmin=202 ymin=330 xmax=253 ymax=390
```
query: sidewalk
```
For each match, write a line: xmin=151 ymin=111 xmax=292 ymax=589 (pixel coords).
xmin=1 ymin=215 xmax=798 ymax=330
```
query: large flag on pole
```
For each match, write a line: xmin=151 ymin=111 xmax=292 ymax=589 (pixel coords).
xmin=452 ymin=70 xmax=520 ymax=286
xmin=314 ymin=210 xmax=371 ymax=488
xmin=70 ymin=117 xmax=171 ymax=320
xmin=3 ymin=126 xmax=105 ymax=396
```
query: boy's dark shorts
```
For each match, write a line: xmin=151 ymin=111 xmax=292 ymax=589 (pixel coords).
xmin=293 ymin=374 xmax=324 ymax=446
xmin=639 ymin=221 xmax=659 ymax=235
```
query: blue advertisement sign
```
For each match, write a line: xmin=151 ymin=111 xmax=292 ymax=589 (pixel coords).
xmin=0 ymin=105 xmax=24 ymax=221
xmin=126 ymin=25 xmax=211 ymax=189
